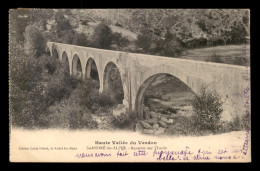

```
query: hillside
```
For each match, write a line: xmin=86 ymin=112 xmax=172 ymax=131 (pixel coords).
xmin=66 ymin=9 xmax=250 ymax=66
xmin=180 ymin=44 xmax=250 ymax=66
xmin=75 ymin=21 xmax=138 ymax=41
xmin=15 ymin=9 xmax=250 ymax=66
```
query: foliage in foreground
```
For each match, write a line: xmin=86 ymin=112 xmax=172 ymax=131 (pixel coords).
xmin=169 ymin=86 xmax=250 ymax=136
xmin=191 ymin=86 xmax=224 ymax=134
xmin=9 ymin=51 xmax=79 ymax=128
xmin=167 ymin=86 xmax=224 ymax=136
xmin=111 ymin=112 xmax=137 ymax=130
xmin=47 ymin=99 xmax=98 ymax=129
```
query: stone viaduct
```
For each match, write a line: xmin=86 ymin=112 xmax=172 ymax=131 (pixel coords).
xmin=46 ymin=42 xmax=250 ymax=121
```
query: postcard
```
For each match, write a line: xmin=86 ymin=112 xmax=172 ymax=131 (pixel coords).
xmin=9 ymin=9 xmax=251 ymax=162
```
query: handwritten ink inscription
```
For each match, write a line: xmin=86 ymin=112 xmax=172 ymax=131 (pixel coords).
xmin=75 ymin=145 xmax=249 ymax=161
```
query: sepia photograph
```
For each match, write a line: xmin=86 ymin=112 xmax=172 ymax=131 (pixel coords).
xmin=9 ymin=9 xmax=251 ymax=162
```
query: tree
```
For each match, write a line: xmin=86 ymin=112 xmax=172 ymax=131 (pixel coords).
xmin=192 ymin=86 xmax=224 ymax=133
xmin=152 ymin=30 xmax=184 ymax=57
xmin=90 ymin=23 xmax=113 ymax=49
xmin=54 ymin=11 xmax=76 ymax=44
xmin=135 ymin=27 xmax=154 ymax=53
xmin=73 ymin=33 xmax=89 ymax=47
xmin=111 ymin=32 xmax=130 ymax=49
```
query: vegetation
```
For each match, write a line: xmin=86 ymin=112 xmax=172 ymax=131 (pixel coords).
xmin=191 ymin=86 xmax=224 ymax=133
xmin=9 ymin=9 xmax=250 ymax=133
xmin=90 ymin=23 xmax=113 ymax=49
xmin=167 ymin=86 xmax=224 ymax=136
xmin=111 ymin=112 xmax=137 ymax=130
xmin=180 ymin=44 xmax=250 ymax=66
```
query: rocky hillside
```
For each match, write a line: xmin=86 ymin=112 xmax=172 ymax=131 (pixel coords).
xmin=62 ymin=9 xmax=250 ymax=45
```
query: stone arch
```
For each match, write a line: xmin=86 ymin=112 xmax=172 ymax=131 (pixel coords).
xmin=72 ymin=54 xmax=83 ymax=77
xmin=62 ymin=51 xmax=70 ymax=75
xmin=135 ymin=73 xmax=195 ymax=119
xmin=103 ymin=62 xmax=124 ymax=104
xmin=85 ymin=58 xmax=100 ymax=81
xmin=52 ymin=48 xmax=59 ymax=59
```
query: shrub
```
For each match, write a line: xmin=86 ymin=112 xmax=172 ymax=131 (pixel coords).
xmin=135 ymin=27 xmax=153 ymax=53
xmin=38 ymin=54 xmax=59 ymax=75
xmin=72 ymin=78 xmax=115 ymax=110
xmin=48 ymin=100 xmax=98 ymax=129
xmin=53 ymin=12 xmax=77 ymax=44
xmin=191 ymin=86 xmax=224 ymax=134
xmin=9 ymin=49 xmax=79 ymax=128
xmin=73 ymin=32 xmax=89 ymax=47
xmin=9 ymin=47 xmax=44 ymax=127
xmin=55 ymin=12 xmax=73 ymax=36
xmin=90 ymin=23 xmax=113 ymax=49
xmin=112 ymin=32 xmax=130 ymax=49
xmin=98 ymin=93 xmax=115 ymax=107
xmin=149 ymin=31 xmax=185 ymax=57
xmin=229 ymin=24 xmax=248 ymax=44
xmin=10 ymin=52 xmax=43 ymax=92
xmin=167 ymin=116 xmax=197 ymax=136
xmin=111 ymin=112 xmax=137 ymax=130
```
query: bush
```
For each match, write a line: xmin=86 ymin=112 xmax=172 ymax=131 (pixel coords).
xmin=73 ymin=32 xmax=89 ymax=47
xmin=136 ymin=29 xmax=185 ymax=57
xmin=38 ymin=54 xmax=59 ymax=75
xmin=98 ymin=93 xmax=115 ymax=107
xmin=155 ymin=30 xmax=184 ymax=57
xmin=72 ymin=78 xmax=115 ymax=110
xmin=53 ymin=12 xmax=77 ymax=44
xmin=167 ymin=116 xmax=197 ymax=136
xmin=161 ymin=39 xmax=184 ymax=57
xmin=111 ymin=112 xmax=137 ymax=130
xmin=9 ymin=50 xmax=79 ymax=128
xmin=135 ymin=27 xmax=153 ymax=53
xmin=48 ymin=100 xmax=98 ymax=129
xmin=191 ymin=86 xmax=224 ymax=134
xmin=229 ymin=24 xmax=248 ymax=44
xmin=111 ymin=32 xmax=130 ymax=50
xmin=90 ymin=23 xmax=113 ymax=49
xmin=9 ymin=46 xmax=44 ymax=127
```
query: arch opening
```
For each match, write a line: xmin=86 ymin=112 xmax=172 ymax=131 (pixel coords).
xmin=46 ymin=47 xmax=51 ymax=56
xmin=135 ymin=73 xmax=195 ymax=119
xmin=103 ymin=62 xmax=124 ymax=105
xmin=52 ymin=48 xmax=59 ymax=59
xmin=72 ymin=54 xmax=82 ymax=77
xmin=62 ymin=52 xmax=70 ymax=75
xmin=85 ymin=58 xmax=100 ymax=89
